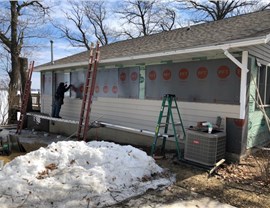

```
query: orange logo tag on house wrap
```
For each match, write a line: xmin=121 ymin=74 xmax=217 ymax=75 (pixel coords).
xmin=197 ymin=67 xmax=208 ymax=79
xmin=217 ymin=66 xmax=230 ymax=79
xmin=95 ymin=85 xmax=99 ymax=93
xmin=193 ymin=140 xmax=200 ymax=144
xmin=179 ymin=68 xmax=189 ymax=80
xmin=234 ymin=119 xmax=245 ymax=127
xmin=120 ymin=72 xmax=126 ymax=81
xmin=103 ymin=85 xmax=109 ymax=93
xmin=79 ymin=85 xmax=84 ymax=93
xmin=112 ymin=85 xmax=118 ymax=94
xmin=148 ymin=70 xmax=157 ymax=80
xmin=236 ymin=67 xmax=241 ymax=78
xmin=163 ymin=69 xmax=171 ymax=80
xmin=131 ymin=72 xmax=138 ymax=81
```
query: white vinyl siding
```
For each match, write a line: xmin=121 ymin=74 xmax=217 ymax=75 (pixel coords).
xmin=247 ymin=42 xmax=270 ymax=63
xmin=91 ymin=98 xmax=239 ymax=131
xmin=41 ymin=95 xmax=52 ymax=116
xmin=41 ymin=97 xmax=240 ymax=137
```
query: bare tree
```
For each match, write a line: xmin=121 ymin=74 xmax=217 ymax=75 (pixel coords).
xmin=52 ymin=0 xmax=91 ymax=50
xmin=116 ymin=0 xmax=179 ymax=39
xmin=83 ymin=1 xmax=112 ymax=46
xmin=177 ymin=0 xmax=270 ymax=22
xmin=0 ymin=1 xmax=49 ymax=123
xmin=0 ymin=77 xmax=9 ymax=125
xmin=0 ymin=48 xmax=11 ymax=74
xmin=54 ymin=0 xmax=113 ymax=49
xmin=159 ymin=8 xmax=177 ymax=31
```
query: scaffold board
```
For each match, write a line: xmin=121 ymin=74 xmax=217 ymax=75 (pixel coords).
xmin=27 ymin=113 xmax=80 ymax=124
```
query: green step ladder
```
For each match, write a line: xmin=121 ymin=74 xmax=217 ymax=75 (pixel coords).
xmin=150 ymin=94 xmax=186 ymax=159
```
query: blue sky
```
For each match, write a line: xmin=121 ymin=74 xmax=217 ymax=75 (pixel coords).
xmin=2 ymin=0 xmax=268 ymax=89
xmin=29 ymin=0 xmax=122 ymax=89
xmin=29 ymin=0 xmax=189 ymax=89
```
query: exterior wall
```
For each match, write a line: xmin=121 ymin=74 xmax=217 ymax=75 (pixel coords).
xmin=41 ymin=95 xmax=52 ymax=116
xmin=247 ymin=55 xmax=270 ymax=148
xmin=226 ymin=116 xmax=248 ymax=157
xmin=42 ymin=95 xmax=240 ymax=143
xmin=223 ymin=46 xmax=270 ymax=159
xmin=221 ymin=45 xmax=270 ymax=159
xmin=91 ymin=97 xmax=239 ymax=133
xmin=145 ymin=59 xmax=241 ymax=104
xmin=41 ymin=96 xmax=240 ymax=132
xmin=43 ymin=96 xmax=240 ymax=155
xmin=40 ymin=57 xmax=244 ymax=158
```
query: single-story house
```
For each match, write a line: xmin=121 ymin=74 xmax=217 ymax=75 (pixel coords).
xmin=34 ymin=9 xmax=270 ymax=161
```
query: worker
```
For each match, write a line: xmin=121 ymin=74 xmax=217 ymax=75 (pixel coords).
xmin=52 ymin=82 xmax=72 ymax=118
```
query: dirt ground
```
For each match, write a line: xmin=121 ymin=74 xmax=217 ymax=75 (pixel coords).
xmin=110 ymin=144 xmax=270 ymax=208
xmin=157 ymin=151 xmax=270 ymax=208
xmin=1 ymin=141 xmax=269 ymax=208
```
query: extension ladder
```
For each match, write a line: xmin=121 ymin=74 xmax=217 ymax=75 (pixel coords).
xmin=77 ymin=42 xmax=100 ymax=140
xmin=150 ymin=94 xmax=186 ymax=159
xmin=16 ymin=61 xmax=35 ymax=134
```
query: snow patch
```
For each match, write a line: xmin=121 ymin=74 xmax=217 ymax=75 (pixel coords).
xmin=0 ymin=141 xmax=174 ymax=207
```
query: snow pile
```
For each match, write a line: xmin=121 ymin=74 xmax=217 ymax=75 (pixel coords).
xmin=0 ymin=141 xmax=174 ymax=207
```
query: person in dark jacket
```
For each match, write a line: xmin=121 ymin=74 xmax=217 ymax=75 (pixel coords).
xmin=52 ymin=82 xmax=72 ymax=118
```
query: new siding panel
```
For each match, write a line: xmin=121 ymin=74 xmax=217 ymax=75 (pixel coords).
xmin=59 ymin=98 xmax=81 ymax=120
xmin=91 ymin=97 xmax=239 ymax=131
xmin=41 ymin=95 xmax=52 ymax=115
xmin=41 ymin=97 xmax=240 ymax=136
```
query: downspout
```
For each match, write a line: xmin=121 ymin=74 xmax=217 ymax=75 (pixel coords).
xmin=50 ymin=40 xmax=55 ymax=116
xmin=223 ymin=49 xmax=249 ymax=119
xmin=50 ymin=40 xmax=54 ymax=65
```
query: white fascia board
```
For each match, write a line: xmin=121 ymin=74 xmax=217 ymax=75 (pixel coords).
xmin=36 ymin=36 xmax=268 ymax=72
xmin=101 ymin=37 xmax=267 ymax=64
xmin=35 ymin=61 xmax=89 ymax=72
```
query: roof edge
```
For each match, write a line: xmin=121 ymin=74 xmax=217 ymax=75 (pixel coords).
xmin=35 ymin=35 xmax=268 ymax=72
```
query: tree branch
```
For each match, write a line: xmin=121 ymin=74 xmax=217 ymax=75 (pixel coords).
xmin=17 ymin=1 xmax=48 ymax=15
xmin=0 ymin=31 xmax=11 ymax=50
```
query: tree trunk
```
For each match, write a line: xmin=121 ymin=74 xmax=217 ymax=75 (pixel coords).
xmin=19 ymin=57 xmax=32 ymax=112
xmin=7 ymin=1 xmax=20 ymax=124
xmin=7 ymin=69 xmax=19 ymax=124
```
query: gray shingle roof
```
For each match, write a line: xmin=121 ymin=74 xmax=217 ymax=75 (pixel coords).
xmin=40 ymin=9 xmax=270 ymax=68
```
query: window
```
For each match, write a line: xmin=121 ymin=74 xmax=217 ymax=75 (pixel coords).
xmin=257 ymin=64 xmax=270 ymax=106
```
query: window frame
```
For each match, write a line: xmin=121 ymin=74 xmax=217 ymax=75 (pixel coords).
xmin=256 ymin=64 xmax=270 ymax=107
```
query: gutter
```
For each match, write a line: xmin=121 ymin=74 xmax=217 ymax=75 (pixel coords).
xmin=35 ymin=35 xmax=269 ymax=72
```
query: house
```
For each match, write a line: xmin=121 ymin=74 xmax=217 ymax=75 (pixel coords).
xmin=35 ymin=10 xmax=270 ymax=161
